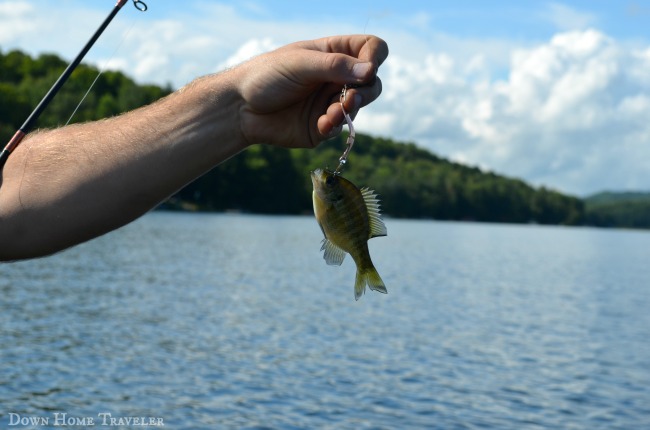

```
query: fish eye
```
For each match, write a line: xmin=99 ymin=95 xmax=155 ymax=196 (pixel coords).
xmin=325 ymin=175 xmax=335 ymax=186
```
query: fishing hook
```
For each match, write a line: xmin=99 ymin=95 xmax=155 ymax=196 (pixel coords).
xmin=334 ymin=85 xmax=356 ymax=175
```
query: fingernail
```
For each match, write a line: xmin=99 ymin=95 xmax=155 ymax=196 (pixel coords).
xmin=353 ymin=94 xmax=362 ymax=110
xmin=352 ymin=62 xmax=372 ymax=80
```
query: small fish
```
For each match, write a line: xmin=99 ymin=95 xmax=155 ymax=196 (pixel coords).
xmin=311 ymin=168 xmax=387 ymax=300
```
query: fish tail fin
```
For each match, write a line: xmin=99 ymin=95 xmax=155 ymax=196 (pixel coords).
xmin=354 ymin=266 xmax=388 ymax=301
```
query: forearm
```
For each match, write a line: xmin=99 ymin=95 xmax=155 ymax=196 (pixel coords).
xmin=0 ymin=71 xmax=245 ymax=261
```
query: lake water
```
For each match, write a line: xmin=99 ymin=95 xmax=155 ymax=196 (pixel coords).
xmin=1 ymin=212 xmax=650 ymax=429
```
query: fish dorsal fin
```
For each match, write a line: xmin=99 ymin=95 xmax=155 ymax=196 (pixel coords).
xmin=320 ymin=238 xmax=346 ymax=266
xmin=361 ymin=187 xmax=387 ymax=238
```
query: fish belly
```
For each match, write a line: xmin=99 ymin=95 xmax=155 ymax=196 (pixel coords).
xmin=328 ymin=194 xmax=369 ymax=254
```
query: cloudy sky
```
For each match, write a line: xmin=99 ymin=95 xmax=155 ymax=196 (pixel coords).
xmin=2 ymin=0 xmax=650 ymax=196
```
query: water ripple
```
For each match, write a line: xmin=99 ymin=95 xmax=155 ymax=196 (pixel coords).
xmin=2 ymin=214 xmax=650 ymax=429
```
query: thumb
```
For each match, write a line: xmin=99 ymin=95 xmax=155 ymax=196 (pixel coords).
xmin=291 ymin=50 xmax=376 ymax=86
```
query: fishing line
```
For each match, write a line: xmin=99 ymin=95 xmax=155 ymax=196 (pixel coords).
xmin=66 ymin=13 xmax=141 ymax=126
xmin=0 ymin=0 xmax=147 ymax=173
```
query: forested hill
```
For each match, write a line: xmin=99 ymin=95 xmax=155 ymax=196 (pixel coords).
xmin=584 ymin=192 xmax=650 ymax=228
xmin=0 ymin=48 xmax=627 ymax=226
xmin=0 ymin=49 xmax=171 ymax=144
xmin=171 ymin=135 xmax=584 ymax=224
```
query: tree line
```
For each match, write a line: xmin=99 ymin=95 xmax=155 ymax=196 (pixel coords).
xmin=0 ymin=48 xmax=171 ymax=145
xmin=2 ymin=49 xmax=646 ymax=228
xmin=171 ymin=135 xmax=585 ymax=225
xmin=583 ymin=192 xmax=650 ymax=228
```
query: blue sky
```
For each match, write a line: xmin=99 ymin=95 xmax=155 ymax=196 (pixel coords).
xmin=145 ymin=1 xmax=649 ymax=40
xmin=2 ymin=0 xmax=650 ymax=195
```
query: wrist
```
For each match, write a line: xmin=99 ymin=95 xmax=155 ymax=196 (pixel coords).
xmin=156 ymin=70 xmax=252 ymax=166
xmin=227 ymin=61 xmax=265 ymax=148
xmin=189 ymin=70 xmax=250 ymax=148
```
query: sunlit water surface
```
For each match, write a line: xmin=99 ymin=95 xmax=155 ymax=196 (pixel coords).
xmin=2 ymin=212 xmax=650 ymax=429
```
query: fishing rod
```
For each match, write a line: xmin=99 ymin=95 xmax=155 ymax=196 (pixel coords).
xmin=0 ymin=0 xmax=148 ymax=172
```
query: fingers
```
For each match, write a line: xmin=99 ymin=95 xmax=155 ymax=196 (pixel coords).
xmin=304 ymin=35 xmax=389 ymax=69
xmin=286 ymin=35 xmax=388 ymax=87
xmin=238 ymin=35 xmax=388 ymax=147
xmin=316 ymin=77 xmax=383 ymax=139
xmin=348 ymin=76 xmax=383 ymax=108
xmin=318 ymin=117 xmax=343 ymax=140
xmin=283 ymin=36 xmax=386 ymax=143
xmin=316 ymin=95 xmax=351 ymax=140
xmin=283 ymin=50 xmax=372 ymax=88
xmin=343 ymin=35 xmax=389 ymax=69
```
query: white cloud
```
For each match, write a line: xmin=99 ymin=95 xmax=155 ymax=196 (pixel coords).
xmin=542 ymin=2 xmax=598 ymax=31
xmin=217 ymin=38 xmax=277 ymax=70
xmin=0 ymin=1 xmax=35 ymax=42
xmin=0 ymin=1 xmax=112 ymax=60
xmin=364 ymin=28 xmax=650 ymax=195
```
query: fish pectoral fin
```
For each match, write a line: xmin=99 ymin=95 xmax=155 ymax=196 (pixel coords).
xmin=361 ymin=187 xmax=387 ymax=238
xmin=320 ymin=238 xmax=346 ymax=266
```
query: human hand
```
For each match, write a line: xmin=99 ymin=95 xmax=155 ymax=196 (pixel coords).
xmin=234 ymin=35 xmax=388 ymax=148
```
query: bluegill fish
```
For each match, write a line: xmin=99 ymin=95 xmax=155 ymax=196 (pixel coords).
xmin=311 ymin=168 xmax=387 ymax=300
